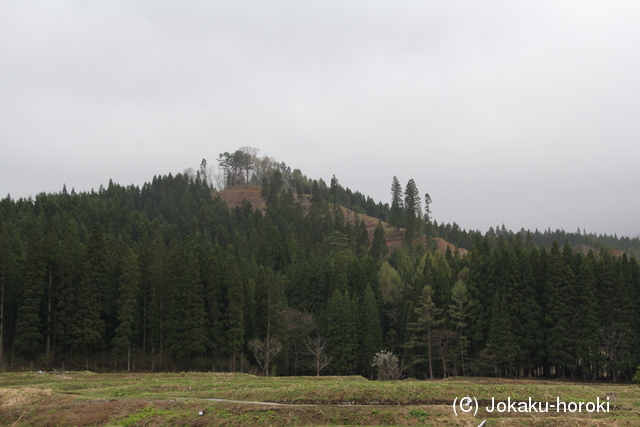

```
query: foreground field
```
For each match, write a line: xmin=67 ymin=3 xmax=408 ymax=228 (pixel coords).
xmin=0 ymin=372 xmax=639 ymax=426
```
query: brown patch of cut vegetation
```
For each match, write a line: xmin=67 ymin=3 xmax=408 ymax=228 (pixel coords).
xmin=0 ymin=387 xmax=52 ymax=407
xmin=434 ymin=237 xmax=469 ymax=257
xmin=217 ymin=186 xmax=266 ymax=210
xmin=218 ymin=186 xmax=468 ymax=256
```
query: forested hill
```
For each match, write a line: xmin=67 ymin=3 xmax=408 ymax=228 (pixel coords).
xmin=0 ymin=161 xmax=639 ymax=381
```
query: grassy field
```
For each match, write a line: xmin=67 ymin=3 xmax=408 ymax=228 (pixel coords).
xmin=0 ymin=371 xmax=639 ymax=426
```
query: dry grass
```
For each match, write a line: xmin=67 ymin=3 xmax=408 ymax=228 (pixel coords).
xmin=0 ymin=387 xmax=52 ymax=407
xmin=0 ymin=373 xmax=638 ymax=426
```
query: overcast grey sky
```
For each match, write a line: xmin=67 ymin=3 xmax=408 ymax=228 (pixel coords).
xmin=1 ymin=1 xmax=639 ymax=238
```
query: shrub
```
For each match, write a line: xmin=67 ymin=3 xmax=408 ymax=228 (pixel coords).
xmin=371 ymin=350 xmax=402 ymax=381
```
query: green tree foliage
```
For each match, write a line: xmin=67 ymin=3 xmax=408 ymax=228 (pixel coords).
xmin=448 ymin=277 xmax=470 ymax=375
xmin=544 ymin=241 xmax=577 ymax=377
xmin=0 ymin=223 xmax=15 ymax=365
xmin=255 ymin=266 xmax=287 ymax=368
xmin=0 ymin=156 xmax=638 ymax=380
xmin=575 ymin=251 xmax=601 ymax=379
xmin=56 ymin=221 xmax=85 ymax=358
xmin=369 ymin=221 xmax=387 ymax=264
xmin=112 ymin=247 xmax=140 ymax=370
xmin=403 ymin=179 xmax=422 ymax=248
xmin=13 ymin=227 xmax=45 ymax=363
xmin=388 ymin=176 xmax=404 ymax=229
xmin=423 ymin=193 xmax=433 ymax=241
xmin=325 ymin=290 xmax=357 ymax=375
xmin=378 ymin=261 xmax=406 ymax=329
xmin=224 ymin=255 xmax=245 ymax=372
xmin=76 ymin=223 xmax=108 ymax=368
xmin=359 ymin=285 xmax=383 ymax=377
xmin=355 ymin=219 xmax=370 ymax=257
xmin=404 ymin=285 xmax=443 ymax=379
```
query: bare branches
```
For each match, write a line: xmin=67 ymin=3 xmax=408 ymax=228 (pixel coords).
xmin=305 ymin=336 xmax=331 ymax=376
xmin=248 ymin=337 xmax=282 ymax=377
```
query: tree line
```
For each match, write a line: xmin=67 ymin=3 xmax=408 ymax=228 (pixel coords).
xmin=0 ymin=164 xmax=638 ymax=381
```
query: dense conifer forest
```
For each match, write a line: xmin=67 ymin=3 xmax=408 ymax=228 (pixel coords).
xmin=1 ymin=149 xmax=639 ymax=381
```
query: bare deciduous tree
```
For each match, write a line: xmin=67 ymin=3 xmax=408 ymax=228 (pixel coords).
xmin=600 ymin=326 xmax=628 ymax=382
xmin=305 ymin=336 xmax=331 ymax=376
xmin=248 ymin=337 xmax=282 ymax=377
xmin=286 ymin=308 xmax=316 ymax=375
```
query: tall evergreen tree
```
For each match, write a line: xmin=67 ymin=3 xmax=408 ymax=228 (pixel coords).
xmin=13 ymin=227 xmax=45 ymax=364
xmin=42 ymin=230 xmax=59 ymax=367
xmin=403 ymin=179 xmax=421 ymax=248
xmin=359 ymin=285 xmax=383 ymax=377
xmin=423 ymin=193 xmax=433 ymax=242
xmin=369 ymin=221 xmax=388 ymax=264
xmin=448 ymin=278 xmax=470 ymax=376
xmin=0 ymin=223 xmax=15 ymax=366
xmin=225 ymin=255 xmax=245 ymax=372
xmin=75 ymin=223 xmax=108 ymax=369
xmin=487 ymin=288 xmax=517 ymax=376
xmin=112 ymin=247 xmax=140 ymax=370
xmin=200 ymin=245 xmax=224 ymax=368
xmin=164 ymin=239 xmax=210 ymax=366
xmin=404 ymin=285 xmax=443 ymax=379
xmin=254 ymin=266 xmax=287 ymax=375
xmin=56 ymin=221 xmax=84 ymax=361
xmin=517 ymin=247 xmax=544 ymax=376
xmin=544 ymin=240 xmax=576 ymax=377
xmin=325 ymin=289 xmax=357 ymax=375
xmin=575 ymin=251 xmax=601 ymax=379
xmin=355 ymin=219 xmax=370 ymax=256
xmin=388 ymin=176 xmax=404 ymax=229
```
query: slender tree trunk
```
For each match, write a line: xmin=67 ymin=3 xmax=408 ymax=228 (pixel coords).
xmin=46 ymin=269 xmax=52 ymax=368
xmin=427 ymin=325 xmax=433 ymax=379
xmin=159 ymin=300 xmax=163 ymax=370
xmin=127 ymin=345 xmax=131 ymax=372
xmin=460 ymin=343 xmax=465 ymax=376
xmin=440 ymin=344 xmax=447 ymax=378
xmin=265 ymin=291 xmax=271 ymax=377
xmin=142 ymin=279 xmax=147 ymax=355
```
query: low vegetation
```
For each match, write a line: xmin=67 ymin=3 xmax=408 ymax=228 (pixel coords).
xmin=1 ymin=372 xmax=639 ymax=426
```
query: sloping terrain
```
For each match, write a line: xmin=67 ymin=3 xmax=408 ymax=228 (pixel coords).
xmin=217 ymin=186 xmax=459 ymax=255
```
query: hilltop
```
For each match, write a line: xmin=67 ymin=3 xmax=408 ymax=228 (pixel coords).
xmin=0 ymin=152 xmax=638 ymax=383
